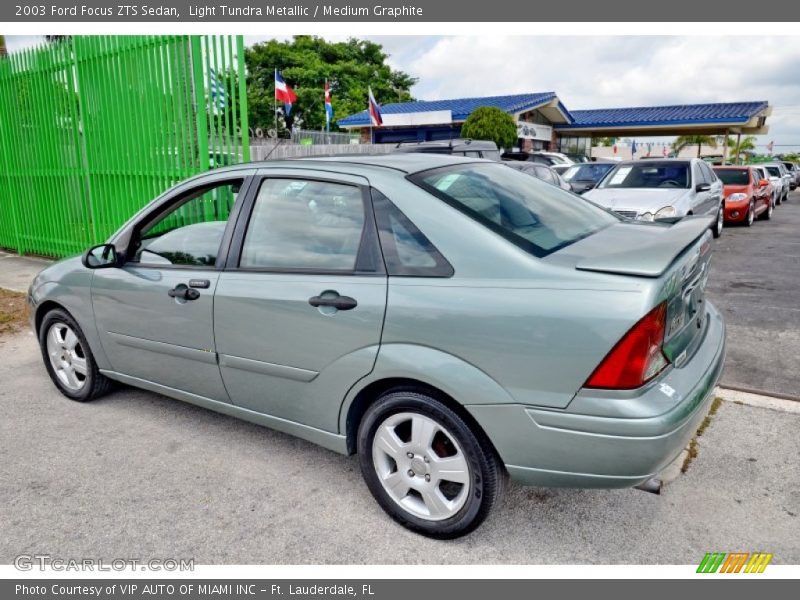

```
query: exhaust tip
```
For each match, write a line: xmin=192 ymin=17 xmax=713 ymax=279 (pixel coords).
xmin=635 ymin=477 xmax=662 ymax=495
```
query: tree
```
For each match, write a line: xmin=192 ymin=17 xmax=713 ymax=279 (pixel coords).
xmin=0 ymin=35 xmax=6 ymax=57
xmin=672 ymin=135 xmax=717 ymax=158
xmin=245 ymin=36 xmax=416 ymax=134
xmin=460 ymin=106 xmax=518 ymax=150
xmin=726 ymin=135 xmax=757 ymax=164
xmin=592 ymin=136 xmax=614 ymax=147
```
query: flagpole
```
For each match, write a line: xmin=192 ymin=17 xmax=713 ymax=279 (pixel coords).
xmin=274 ymin=68 xmax=278 ymax=139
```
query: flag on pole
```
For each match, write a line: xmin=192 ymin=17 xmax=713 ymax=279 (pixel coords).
xmin=209 ymin=69 xmax=226 ymax=111
xmin=766 ymin=140 xmax=774 ymax=153
xmin=631 ymin=139 xmax=637 ymax=157
xmin=663 ymin=144 xmax=668 ymax=157
xmin=368 ymin=86 xmax=383 ymax=127
xmin=275 ymin=69 xmax=297 ymax=116
xmin=324 ymin=80 xmax=334 ymax=129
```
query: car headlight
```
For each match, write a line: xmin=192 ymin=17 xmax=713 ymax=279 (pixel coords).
xmin=654 ymin=206 xmax=677 ymax=219
xmin=727 ymin=193 xmax=748 ymax=202
xmin=638 ymin=212 xmax=655 ymax=222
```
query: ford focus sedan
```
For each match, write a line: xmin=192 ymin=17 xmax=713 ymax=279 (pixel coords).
xmin=583 ymin=158 xmax=725 ymax=238
xmin=28 ymin=155 xmax=726 ymax=538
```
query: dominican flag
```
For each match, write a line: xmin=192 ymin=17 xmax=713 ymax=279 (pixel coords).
xmin=275 ymin=69 xmax=297 ymax=116
xmin=368 ymin=86 xmax=383 ymax=127
xmin=324 ymin=80 xmax=334 ymax=128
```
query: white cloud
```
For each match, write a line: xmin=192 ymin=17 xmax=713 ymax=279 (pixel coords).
xmin=402 ymin=36 xmax=800 ymax=151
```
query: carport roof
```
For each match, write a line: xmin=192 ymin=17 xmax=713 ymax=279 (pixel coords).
xmin=556 ymin=101 xmax=770 ymax=135
xmin=337 ymin=92 xmax=572 ymax=127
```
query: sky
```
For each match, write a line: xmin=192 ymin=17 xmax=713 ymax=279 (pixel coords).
xmin=8 ymin=35 xmax=800 ymax=152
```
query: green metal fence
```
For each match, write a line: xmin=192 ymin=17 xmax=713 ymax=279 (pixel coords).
xmin=0 ymin=35 xmax=249 ymax=258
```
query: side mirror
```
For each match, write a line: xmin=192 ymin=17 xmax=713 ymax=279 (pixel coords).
xmin=760 ymin=179 xmax=769 ymax=187
xmin=695 ymin=183 xmax=711 ymax=192
xmin=584 ymin=183 xmax=595 ymax=191
xmin=82 ymin=244 xmax=119 ymax=269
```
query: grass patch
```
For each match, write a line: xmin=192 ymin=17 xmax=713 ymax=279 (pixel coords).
xmin=681 ymin=396 xmax=723 ymax=474
xmin=0 ymin=288 xmax=29 ymax=336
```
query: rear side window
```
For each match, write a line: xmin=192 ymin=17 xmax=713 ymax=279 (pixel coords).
xmin=410 ymin=163 xmax=619 ymax=257
xmin=371 ymin=189 xmax=453 ymax=277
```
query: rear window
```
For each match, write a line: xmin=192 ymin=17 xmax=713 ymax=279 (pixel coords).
xmin=410 ymin=163 xmax=619 ymax=257
xmin=713 ymin=169 xmax=750 ymax=185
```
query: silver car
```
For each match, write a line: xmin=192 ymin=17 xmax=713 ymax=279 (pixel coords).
xmin=584 ymin=158 xmax=725 ymax=238
xmin=29 ymin=155 xmax=726 ymax=538
xmin=763 ymin=163 xmax=791 ymax=204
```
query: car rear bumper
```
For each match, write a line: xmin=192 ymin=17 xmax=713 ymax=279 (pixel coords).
xmin=467 ymin=302 xmax=726 ymax=488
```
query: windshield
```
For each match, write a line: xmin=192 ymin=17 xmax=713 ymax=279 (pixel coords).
xmin=766 ymin=166 xmax=781 ymax=177
xmin=410 ymin=163 xmax=619 ymax=257
xmin=599 ymin=163 xmax=690 ymax=189
xmin=713 ymin=169 xmax=750 ymax=185
xmin=562 ymin=163 xmax=614 ymax=183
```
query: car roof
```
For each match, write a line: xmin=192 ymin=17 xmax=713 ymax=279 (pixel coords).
xmin=614 ymin=158 xmax=691 ymax=166
xmin=712 ymin=165 xmax=751 ymax=169
xmin=203 ymin=153 xmax=489 ymax=177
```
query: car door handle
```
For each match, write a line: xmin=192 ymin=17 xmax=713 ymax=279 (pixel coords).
xmin=168 ymin=285 xmax=200 ymax=301
xmin=308 ymin=294 xmax=358 ymax=311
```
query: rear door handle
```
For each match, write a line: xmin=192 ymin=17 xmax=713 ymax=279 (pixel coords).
xmin=308 ymin=294 xmax=358 ymax=311
xmin=168 ymin=285 xmax=200 ymax=301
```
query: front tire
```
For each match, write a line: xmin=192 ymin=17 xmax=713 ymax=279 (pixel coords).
xmin=358 ymin=390 xmax=505 ymax=538
xmin=39 ymin=308 xmax=114 ymax=402
xmin=712 ymin=202 xmax=724 ymax=238
xmin=745 ymin=201 xmax=755 ymax=227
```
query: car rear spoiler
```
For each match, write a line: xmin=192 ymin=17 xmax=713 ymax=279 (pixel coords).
xmin=575 ymin=215 xmax=714 ymax=278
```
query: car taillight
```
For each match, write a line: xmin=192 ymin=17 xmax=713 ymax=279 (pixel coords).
xmin=585 ymin=302 xmax=670 ymax=390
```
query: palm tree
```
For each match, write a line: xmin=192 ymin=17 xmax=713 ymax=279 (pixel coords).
xmin=726 ymin=135 xmax=757 ymax=164
xmin=0 ymin=35 xmax=7 ymax=58
xmin=672 ymin=135 xmax=717 ymax=158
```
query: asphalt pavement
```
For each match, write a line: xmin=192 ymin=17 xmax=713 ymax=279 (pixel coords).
xmin=706 ymin=190 xmax=800 ymax=398
xmin=0 ymin=330 xmax=798 ymax=564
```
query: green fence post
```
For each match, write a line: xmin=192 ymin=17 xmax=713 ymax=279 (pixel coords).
xmin=236 ymin=36 xmax=250 ymax=162
xmin=190 ymin=36 xmax=210 ymax=172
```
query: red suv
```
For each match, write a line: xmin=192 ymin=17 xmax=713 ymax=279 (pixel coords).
xmin=713 ymin=166 xmax=773 ymax=226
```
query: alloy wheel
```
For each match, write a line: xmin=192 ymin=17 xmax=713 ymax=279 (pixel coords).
xmin=46 ymin=322 xmax=87 ymax=391
xmin=371 ymin=412 xmax=471 ymax=521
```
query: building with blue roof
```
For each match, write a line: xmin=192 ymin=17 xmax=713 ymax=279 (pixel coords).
xmin=337 ymin=92 xmax=771 ymax=155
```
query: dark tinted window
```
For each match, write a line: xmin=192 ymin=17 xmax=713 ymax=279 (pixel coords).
xmin=240 ymin=179 xmax=365 ymax=271
xmin=411 ymin=163 xmax=618 ymax=257
xmin=371 ymin=190 xmax=453 ymax=277
xmin=765 ymin=166 xmax=781 ymax=177
xmin=133 ymin=180 xmax=241 ymax=267
xmin=561 ymin=163 xmax=614 ymax=183
xmin=713 ymin=169 xmax=750 ymax=185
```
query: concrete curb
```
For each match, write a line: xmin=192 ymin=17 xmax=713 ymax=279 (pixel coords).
xmin=716 ymin=386 xmax=800 ymax=414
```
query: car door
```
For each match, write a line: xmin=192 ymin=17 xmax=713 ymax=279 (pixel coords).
xmin=691 ymin=161 xmax=714 ymax=215
xmin=213 ymin=170 xmax=387 ymax=433
xmin=702 ymin=162 xmax=723 ymax=215
xmin=91 ymin=172 xmax=254 ymax=401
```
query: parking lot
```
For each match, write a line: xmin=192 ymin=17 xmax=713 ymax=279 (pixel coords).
xmin=1 ymin=192 xmax=799 ymax=564
xmin=706 ymin=191 xmax=800 ymax=398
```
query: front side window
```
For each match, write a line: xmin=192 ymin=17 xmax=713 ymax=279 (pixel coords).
xmin=132 ymin=180 xmax=241 ymax=267
xmin=599 ymin=162 xmax=690 ymax=189
xmin=240 ymin=178 xmax=366 ymax=271
xmin=411 ymin=163 xmax=618 ymax=257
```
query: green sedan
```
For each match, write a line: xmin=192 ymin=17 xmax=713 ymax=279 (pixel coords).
xmin=29 ymin=154 xmax=726 ymax=538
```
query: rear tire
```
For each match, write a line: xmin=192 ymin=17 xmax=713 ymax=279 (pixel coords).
xmin=760 ymin=196 xmax=774 ymax=221
xmin=358 ymin=390 xmax=505 ymax=539
xmin=776 ymin=191 xmax=782 ymax=206
xmin=38 ymin=308 xmax=115 ymax=402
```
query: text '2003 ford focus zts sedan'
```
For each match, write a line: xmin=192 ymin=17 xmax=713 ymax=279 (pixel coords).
xmin=29 ymin=155 xmax=726 ymax=538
